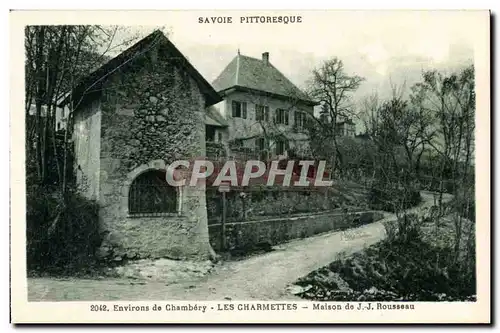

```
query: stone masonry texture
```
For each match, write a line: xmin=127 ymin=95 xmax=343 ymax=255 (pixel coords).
xmin=208 ymin=211 xmax=385 ymax=252
xmin=74 ymin=42 xmax=214 ymax=262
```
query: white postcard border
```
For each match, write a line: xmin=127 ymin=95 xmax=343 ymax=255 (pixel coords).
xmin=9 ymin=9 xmax=491 ymax=324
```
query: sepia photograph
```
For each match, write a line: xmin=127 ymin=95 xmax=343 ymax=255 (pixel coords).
xmin=10 ymin=9 xmax=490 ymax=323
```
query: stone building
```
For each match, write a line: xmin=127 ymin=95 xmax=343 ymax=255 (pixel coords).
xmin=211 ymin=51 xmax=317 ymax=160
xmin=62 ymin=30 xmax=221 ymax=261
xmin=205 ymin=105 xmax=229 ymax=160
xmin=335 ymin=118 xmax=356 ymax=137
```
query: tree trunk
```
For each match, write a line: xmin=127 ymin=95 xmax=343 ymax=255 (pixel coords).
xmin=34 ymin=26 xmax=46 ymax=182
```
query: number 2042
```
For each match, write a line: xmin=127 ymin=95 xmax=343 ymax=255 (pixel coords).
xmin=90 ymin=304 xmax=108 ymax=311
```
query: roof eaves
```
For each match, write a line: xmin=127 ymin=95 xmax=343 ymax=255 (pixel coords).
xmin=59 ymin=30 xmax=166 ymax=107
xmin=205 ymin=116 xmax=228 ymax=127
xmin=59 ymin=30 xmax=221 ymax=108
xmin=221 ymin=85 xmax=318 ymax=106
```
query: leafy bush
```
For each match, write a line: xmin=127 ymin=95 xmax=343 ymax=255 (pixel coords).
xmin=26 ymin=184 xmax=102 ymax=275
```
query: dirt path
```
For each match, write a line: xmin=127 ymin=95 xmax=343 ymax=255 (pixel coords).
xmin=28 ymin=191 xmax=450 ymax=301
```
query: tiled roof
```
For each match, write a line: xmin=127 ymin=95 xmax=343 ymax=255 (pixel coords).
xmin=212 ymin=54 xmax=315 ymax=105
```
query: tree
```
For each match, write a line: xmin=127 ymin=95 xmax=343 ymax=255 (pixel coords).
xmin=25 ymin=27 xmax=174 ymax=268
xmin=335 ymin=135 xmax=377 ymax=183
xmin=359 ymin=92 xmax=380 ymax=138
xmin=25 ymin=25 xmax=143 ymax=191
xmin=306 ymin=57 xmax=365 ymax=176
xmin=411 ymin=65 xmax=475 ymax=263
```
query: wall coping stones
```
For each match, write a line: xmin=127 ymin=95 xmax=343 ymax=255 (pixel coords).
xmin=208 ymin=210 xmax=384 ymax=227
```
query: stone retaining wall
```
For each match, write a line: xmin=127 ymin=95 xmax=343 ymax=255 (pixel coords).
xmin=208 ymin=210 xmax=385 ymax=252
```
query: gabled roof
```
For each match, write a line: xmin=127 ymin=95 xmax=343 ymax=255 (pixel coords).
xmin=212 ymin=54 xmax=316 ymax=106
xmin=60 ymin=30 xmax=221 ymax=108
xmin=205 ymin=106 xmax=228 ymax=127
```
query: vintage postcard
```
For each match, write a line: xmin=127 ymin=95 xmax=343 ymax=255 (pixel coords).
xmin=10 ymin=9 xmax=490 ymax=324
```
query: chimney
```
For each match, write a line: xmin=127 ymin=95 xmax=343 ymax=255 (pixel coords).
xmin=262 ymin=52 xmax=269 ymax=64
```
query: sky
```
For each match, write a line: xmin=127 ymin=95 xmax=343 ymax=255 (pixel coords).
xmin=107 ymin=10 xmax=480 ymax=129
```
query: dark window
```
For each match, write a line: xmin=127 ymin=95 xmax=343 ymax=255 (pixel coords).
xmin=217 ymin=132 xmax=223 ymax=142
xmin=336 ymin=123 xmax=345 ymax=136
xmin=232 ymin=101 xmax=247 ymax=119
xmin=346 ymin=124 xmax=355 ymax=136
xmin=256 ymin=105 xmax=269 ymax=122
xmin=255 ymin=138 xmax=268 ymax=161
xmin=233 ymin=139 xmax=243 ymax=148
xmin=276 ymin=108 xmax=289 ymax=125
xmin=129 ymin=170 xmax=177 ymax=216
xmin=294 ymin=111 xmax=306 ymax=130
xmin=206 ymin=126 xmax=216 ymax=142
xmin=256 ymin=137 xmax=266 ymax=151
xmin=275 ymin=139 xmax=288 ymax=155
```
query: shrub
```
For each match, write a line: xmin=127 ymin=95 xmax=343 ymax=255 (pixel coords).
xmin=383 ymin=213 xmax=423 ymax=245
xmin=296 ymin=208 xmax=476 ymax=302
xmin=26 ymin=184 xmax=101 ymax=275
xmin=297 ymin=236 xmax=476 ymax=301
xmin=454 ymin=186 xmax=475 ymax=222
xmin=369 ymin=182 xmax=421 ymax=212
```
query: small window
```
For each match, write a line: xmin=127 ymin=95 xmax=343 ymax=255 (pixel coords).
xmin=256 ymin=105 xmax=269 ymax=122
xmin=233 ymin=139 xmax=243 ymax=148
xmin=256 ymin=137 xmax=266 ymax=151
xmin=275 ymin=108 xmax=289 ymax=125
xmin=294 ymin=111 xmax=306 ymax=130
xmin=129 ymin=170 xmax=177 ymax=216
xmin=232 ymin=101 xmax=247 ymax=119
xmin=275 ymin=139 xmax=288 ymax=155
xmin=255 ymin=138 xmax=268 ymax=161
xmin=217 ymin=132 xmax=223 ymax=142
xmin=206 ymin=126 xmax=216 ymax=142
xmin=335 ymin=123 xmax=344 ymax=136
xmin=347 ymin=124 xmax=355 ymax=136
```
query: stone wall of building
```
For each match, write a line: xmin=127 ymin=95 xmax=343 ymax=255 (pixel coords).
xmin=73 ymin=95 xmax=102 ymax=200
xmin=76 ymin=45 xmax=215 ymax=261
xmin=214 ymin=91 xmax=312 ymax=157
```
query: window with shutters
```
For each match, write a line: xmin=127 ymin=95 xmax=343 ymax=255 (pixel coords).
xmin=275 ymin=108 xmax=289 ymax=125
xmin=275 ymin=139 xmax=288 ymax=155
xmin=255 ymin=104 xmax=269 ymax=122
xmin=231 ymin=101 xmax=247 ymax=119
xmin=128 ymin=170 xmax=178 ymax=216
xmin=255 ymin=137 xmax=268 ymax=161
xmin=294 ymin=111 xmax=306 ymax=130
xmin=256 ymin=137 xmax=266 ymax=151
